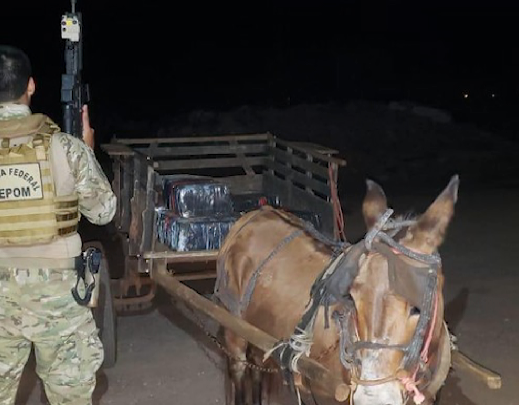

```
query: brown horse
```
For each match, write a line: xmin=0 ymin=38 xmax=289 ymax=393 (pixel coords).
xmin=214 ymin=176 xmax=458 ymax=405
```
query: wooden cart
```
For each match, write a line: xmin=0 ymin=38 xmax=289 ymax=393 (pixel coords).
xmin=93 ymin=132 xmax=500 ymax=398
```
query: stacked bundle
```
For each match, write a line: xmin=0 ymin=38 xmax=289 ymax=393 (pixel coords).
xmin=156 ymin=178 xmax=237 ymax=251
xmin=162 ymin=178 xmax=234 ymax=217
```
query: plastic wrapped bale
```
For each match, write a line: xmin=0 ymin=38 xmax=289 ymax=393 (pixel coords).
xmin=156 ymin=209 xmax=238 ymax=251
xmin=162 ymin=178 xmax=233 ymax=218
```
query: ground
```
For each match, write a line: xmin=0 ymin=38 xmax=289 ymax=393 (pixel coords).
xmin=15 ymin=182 xmax=519 ymax=405
xmin=12 ymin=101 xmax=519 ymax=404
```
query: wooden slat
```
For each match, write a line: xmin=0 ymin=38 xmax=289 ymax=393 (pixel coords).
xmin=101 ymin=143 xmax=135 ymax=156
xmin=140 ymin=166 xmax=157 ymax=253
xmin=270 ymin=147 xmax=329 ymax=178
xmin=267 ymin=160 xmax=331 ymax=197
xmin=119 ymin=156 xmax=133 ymax=232
xmin=172 ymin=270 xmax=217 ymax=281
xmin=289 ymin=141 xmax=339 ymax=155
xmin=230 ymin=139 xmax=255 ymax=175
xmin=154 ymin=156 xmax=266 ymax=171
xmin=143 ymin=250 xmax=219 ymax=262
xmin=220 ymin=174 xmax=263 ymax=194
xmin=114 ymin=133 xmax=272 ymax=145
xmin=452 ymin=351 xmax=502 ymax=390
xmin=275 ymin=138 xmax=346 ymax=166
xmin=129 ymin=156 xmax=146 ymax=255
xmin=133 ymin=143 xmax=268 ymax=158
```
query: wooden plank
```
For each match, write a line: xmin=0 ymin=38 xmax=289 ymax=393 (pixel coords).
xmin=270 ymin=147 xmax=329 ymax=178
xmin=219 ymin=174 xmax=263 ymax=194
xmin=132 ymin=143 xmax=268 ymax=158
xmin=267 ymin=160 xmax=331 ymax=197
xmin=139 ymin=166 xmax=157 ymax=253
xmin=305 ymin=154 xmax=315 ymax=194
xmin=451 ymin=351 xmax=502 ymax=389
xmin=289 ymin=141 xmax=339 ymax=156
xmin=114 ymin=133 xmax=272 ymax=145
xmin=230 ymin=139 xmax=255 ymax=175
xmin=101 ymin=143 xmax=135 ymax=156
xmin=153 ymin=269 xmax=350 ymax=402
xmin=172 ymin=270 xmax=217 ymax=281
xmin=119 ymin=156 xmax=133 ymax=233
xmin=129 ymin=156 xmax=145 ymax=256
xmin=143 ymin=250 xmax=219 ymax=262
xmin=275 ymin=138 xmax=346 ymax=166
xmin=154 ymin=156 xmax=266 ymax=171
xmin=111 ymin=158 xmax=122 ymax=229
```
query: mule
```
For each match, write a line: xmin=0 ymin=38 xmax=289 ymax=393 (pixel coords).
xmin=214 ymin=176 xmax=458 ymax=405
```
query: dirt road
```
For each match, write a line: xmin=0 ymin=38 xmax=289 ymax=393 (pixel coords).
xmin=15 ymin=183 xmax=519 ymax=405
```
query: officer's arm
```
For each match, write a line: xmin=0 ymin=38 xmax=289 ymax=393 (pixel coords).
xmin=58 ymin=133 xmax=116 ymax=225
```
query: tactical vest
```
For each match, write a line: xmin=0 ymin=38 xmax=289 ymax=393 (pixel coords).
xmin=0 ymin=115 xmax=79 ymax=246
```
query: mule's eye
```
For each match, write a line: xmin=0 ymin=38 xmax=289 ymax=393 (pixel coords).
xmin=409 ymin=306 xmax=421 ymax=317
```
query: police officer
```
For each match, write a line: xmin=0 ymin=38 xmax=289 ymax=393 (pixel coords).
xmin=0 ymin=45 xmax=116 ymax=404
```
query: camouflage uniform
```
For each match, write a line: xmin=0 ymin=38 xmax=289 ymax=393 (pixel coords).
xmin=0 ymin=103 xmax=116 ymax=405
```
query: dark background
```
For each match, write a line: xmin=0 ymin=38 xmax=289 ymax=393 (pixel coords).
xmin=2 ymin=0 xmax=519 ymax=142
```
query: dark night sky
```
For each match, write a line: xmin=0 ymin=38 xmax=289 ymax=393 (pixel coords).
xmin=2 ymin=0 xmax=519 ymax=135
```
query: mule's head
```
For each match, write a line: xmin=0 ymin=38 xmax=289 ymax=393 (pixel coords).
xmin=349 ymin=176 xmax=459 ymax=405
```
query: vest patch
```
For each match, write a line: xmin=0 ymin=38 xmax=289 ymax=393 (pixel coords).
xmin=0 ymin=163 xmax=43 ymax=201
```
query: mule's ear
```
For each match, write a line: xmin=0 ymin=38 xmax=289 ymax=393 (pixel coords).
xmin=403 ymin=175 xmax=460 ymax=254
xmin=362 ymin=179 xmax=388 ymax=230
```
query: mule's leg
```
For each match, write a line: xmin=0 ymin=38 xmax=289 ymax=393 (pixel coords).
xmin=248 ymin=347 xmax=276 ymax=405
xmin=222 ymin=328 xmax=250 ymax=405
xmin=251 ymin=367 xmax=263 ymax=405
xmin=224 ymin=357 xmax=235 ymax=405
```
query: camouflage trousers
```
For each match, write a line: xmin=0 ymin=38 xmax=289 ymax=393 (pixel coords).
xmin=0 ymin=267 xmax=104 ymax=405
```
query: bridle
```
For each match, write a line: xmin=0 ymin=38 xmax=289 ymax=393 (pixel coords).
xmin=275 ymin=209 xmax=444 ymax=405
xmin=333 ymin=275 xmax=440 ymax=405
xmin=335 ymin=209 xmax=443 ymax=404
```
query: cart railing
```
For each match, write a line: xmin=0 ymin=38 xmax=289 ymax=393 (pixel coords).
xmin=101 ymin=133 xmax=346 ymax=265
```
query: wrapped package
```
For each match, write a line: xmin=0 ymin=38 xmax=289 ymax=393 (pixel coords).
xmin=156 ymin=209 xmax=237 ymax=251
xmin=162 ymin=178 xmax=233 ymax=218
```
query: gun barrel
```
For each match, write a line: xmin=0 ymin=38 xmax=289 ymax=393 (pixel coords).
xmin=61 ymin=0 xmax=87 ymax=139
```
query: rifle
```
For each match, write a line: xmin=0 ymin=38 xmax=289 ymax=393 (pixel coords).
xmin=60 ymin=0 xmax=89 ymax=138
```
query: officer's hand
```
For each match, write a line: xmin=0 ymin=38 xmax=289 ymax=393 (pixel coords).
xmin=82 ymin=105 xmax=95 ymax=149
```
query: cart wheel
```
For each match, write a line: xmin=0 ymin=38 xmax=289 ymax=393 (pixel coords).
xmin=85 ymin=241 xmax=118 ymax=369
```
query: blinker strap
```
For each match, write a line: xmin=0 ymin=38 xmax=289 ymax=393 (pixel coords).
xmin=370 ymin=240 xmax=440 ymax=372
xmin=365 ymin=209 xmax=394 ymax=250
xmin=378 ymin=232 xmax=441 ymax=266
xmin=364 ymin=208 xmax=441 ymax=266
xmin=402 ymin=270 xmax=438 ymax=371
xmin=374 ymin=242 xmax=434 ymax=310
